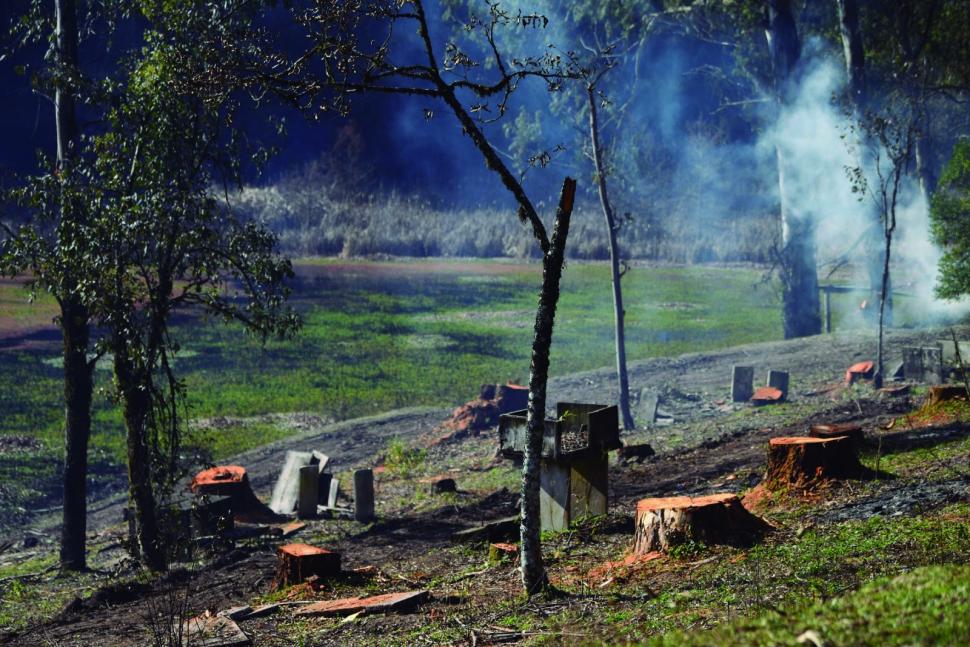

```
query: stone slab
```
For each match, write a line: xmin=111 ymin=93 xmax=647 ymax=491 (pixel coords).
xmin=269 ymin=451 xmax=313 ymax=515
xmin=217 ymin=606 xmax=252 ymax=621
xmin=182 ymin=614 xmax=250 ymax=647
xmin=638 ymin=389 xmax=659 ymax=422
xmin=731 ymin=366 xmax=754 ymax=402
xmin=326 ymin=478 xmax=339 ymax=509
xmin=294 ymin=590 xmax=429 ymax=617
xmin=310 ymin=450 xmax=330 ymax=473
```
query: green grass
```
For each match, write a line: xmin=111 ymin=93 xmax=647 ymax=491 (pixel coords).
xmin=536 ymin=502 xmax=970 ymax=644
xmin=650 ymin=564 xmax=970 ymax=646
xmin=0 ymin=260 xmax=787 ymax=517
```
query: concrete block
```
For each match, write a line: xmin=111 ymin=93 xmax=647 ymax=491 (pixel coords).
xmin=731 ymin=366 xmax=754 ymax=402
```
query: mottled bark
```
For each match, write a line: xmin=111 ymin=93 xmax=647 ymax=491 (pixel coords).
xmin=766 ymin=0 xmax=821 ymax=338
xmin=587 ymin=87 xmax=634 ymax=431
xmin=520 ymin=178 xmax=575 ymax=596
xmin=55 ymin=0 xmax=92 ymax=572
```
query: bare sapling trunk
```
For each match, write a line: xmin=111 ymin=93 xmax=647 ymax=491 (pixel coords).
xmin=875 ymin=216 xmax=894 ymax=388
xmin=587 ymin=87 xmax=635 ymax=431
xmin=521 ymin=178 xmax=576 ymax=596
xmin=55 ymin=0 xmax=93 ymax=572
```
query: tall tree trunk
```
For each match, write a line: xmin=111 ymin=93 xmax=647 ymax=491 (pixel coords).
xmin=55 ymin=0 xmax=92 ymax=572
xmin=767 ymin=0 xmax=821 ymax=339
xmin=520 ymin=178 xmax=575 ymax=596
xmin=114 ymin=343 xmax=166 ymax=571
xmin=587 ymin=87 xmax=634 ymax=430
xmin=60 ymin=297 xmax=92 ymax=570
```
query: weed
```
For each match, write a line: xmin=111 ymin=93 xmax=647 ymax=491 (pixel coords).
xmin=384 ymin=437 xmax=427 ymax=477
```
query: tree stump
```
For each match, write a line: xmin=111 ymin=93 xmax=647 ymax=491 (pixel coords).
xmin=809 ymin=422 xmax=864 ymax=449
xmin=633 ymin=493 xmax=771 ymax=554
xmin=927 ymin=384 xmax=968 ymax=407
xmin=762 ymin=436 xmax=862 ymax=490
xmin=190 ymin=465 xmax=285 ymax=524
xmin=274 ymin=543 xmax=341 ymax=590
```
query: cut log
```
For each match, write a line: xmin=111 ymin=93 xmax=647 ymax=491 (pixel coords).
xmin=809 ymin=422 xmax=864 ymax=448
xmin=294 ymin=590 xmax=428 ymax=617
xmin=762 ymin=436 xmax=862 ymax=490
xmin=844 ymin=361 xmax=874 ymax=385
xmin=633 ymin=493 xmax=771 ymax=554
xmin=751 ymin=386 xmax=783 ymax=405
xmin=273 ymin=543 xmax=341 ymax=590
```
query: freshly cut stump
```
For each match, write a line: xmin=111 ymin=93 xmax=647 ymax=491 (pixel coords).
xmin=191 ymin=465 xmax=286 ymax=524
xmin=274 ymin=543 xmax=341 ymax=590
xmin=763 ymin=436 xmax=862 ymax=490
xmin=634 ymin=493 xmax=771 ymax=554
xmin=809 ymin=423 xmax=864 ymax=449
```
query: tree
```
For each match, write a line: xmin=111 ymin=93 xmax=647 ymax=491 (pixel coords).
xmin=586 ymin=69 xmax=635 ymax=431
xmin=931 ymin=138 xmax=970 ymax=300
xmin=285 ymin=0 xmax=581 ymax=594
xmin=84 ymin=10 xmax=298 ymax=569
xmin=0 ymin=0 xmax=95 ymax=571
xmin=848 ymin=107 xmax=918 ymax=388
xmin=765 ymin=0 xmax=822 ymax=339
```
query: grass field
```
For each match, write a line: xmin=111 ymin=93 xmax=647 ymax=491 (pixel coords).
xmin=0 ymin=258 xmax=931 ymax=518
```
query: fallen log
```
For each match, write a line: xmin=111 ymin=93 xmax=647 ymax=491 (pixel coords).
xmin=633 ymin=493 xmax=771 ymax=554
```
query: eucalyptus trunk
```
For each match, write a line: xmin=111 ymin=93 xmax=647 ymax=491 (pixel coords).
xmin=587 ymin=87 xmax=634 ymax=430
xmin=767 ymin=0 xmax=821 ymax=339
xmin=520 ymin=178 xmax=575 ymax=596
xmin=55 ymin=0 xmax=93 ymax=572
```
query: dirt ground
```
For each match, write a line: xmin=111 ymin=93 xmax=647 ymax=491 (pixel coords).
xmin=3 ymin=324 xmax=970 ymax=645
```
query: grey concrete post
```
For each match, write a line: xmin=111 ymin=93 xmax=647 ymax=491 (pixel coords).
xmin=353 ymin=469 xmax=375 ymax=522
